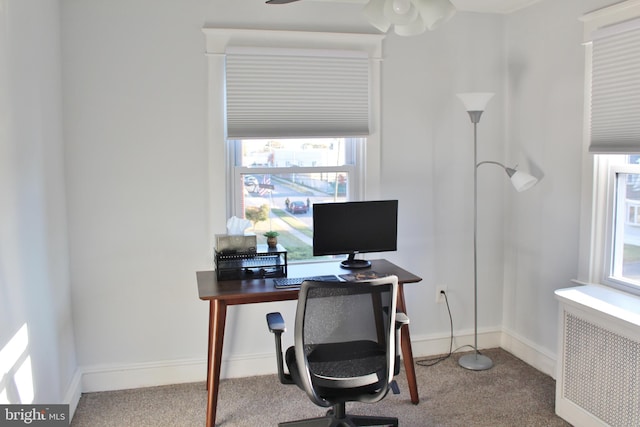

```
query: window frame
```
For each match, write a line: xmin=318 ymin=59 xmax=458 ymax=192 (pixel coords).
xmin=579 ymin=2 xmax=640 ymax=297
xmin=203 ymin=29 xmax=385 ymax=258
xmin=596 ymin=158 xmax=640 ymax=295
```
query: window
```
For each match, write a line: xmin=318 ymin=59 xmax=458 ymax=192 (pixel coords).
xmin=231 ymin=138 xmax=362 ymax=261
xmin=581 ymin=2 xmax=640 ymax=296
xmin=203 ymin=29 xmax=384 ymax=262
xmin=597 ymin=155 xmax=640 ymax=293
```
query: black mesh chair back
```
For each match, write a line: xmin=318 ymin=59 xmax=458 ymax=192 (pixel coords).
xmin=265 ymin=275 xmax=403 ymax=426
xmin=293 ymin=276 xmax=398 ymax=408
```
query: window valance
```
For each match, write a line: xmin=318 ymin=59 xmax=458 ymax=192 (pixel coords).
xmin=588 ymin=16 xmax=640 ymax=153
xmin=225 ymin=47 xmax=370 ymax=139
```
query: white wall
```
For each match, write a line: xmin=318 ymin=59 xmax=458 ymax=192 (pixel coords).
xmin=61 ymin=0 xmax=510 ymax=390
xmin=0 ymin=0 xmax=78 ymax=408
xmin=56 ymin=0 xmax=623 ymax=394
xmin=500 ymin=0 xmax=615 ymax=374
xmin=61 ymin=0 xmax=211 ymax=373
xmin=380 ymin=11 xmax=507 ymax=353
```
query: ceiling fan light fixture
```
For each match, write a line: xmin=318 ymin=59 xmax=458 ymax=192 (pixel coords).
xmin=267 ymin=0 xmax=456 ymax=37
xmin=383 ymin=0 xmax=419 ymax=25
xmin=415 ymin=0 xmax=456 ymax=30
xmin=394 ymin=17 xmax=426 ymax=36
xmin=363 ymin=0 xmax=392 ymax=32
xmin=364 ymin=0 xmax=457 ymax=36
xmin=391 ymin=0 xmax=411 ymax=14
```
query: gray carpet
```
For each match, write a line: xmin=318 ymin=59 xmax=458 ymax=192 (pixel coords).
xmin=71 ymin=348 xmax=571 ymax=426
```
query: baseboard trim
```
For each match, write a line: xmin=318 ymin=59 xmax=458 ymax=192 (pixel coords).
xmin=409 ymin=326 xmax=502 ymax=358
xmin=500 ymin=327 xmax=557 ymax=378
xmin=64 ymin=368 xmax=83 ymax=419
xmin=80 ymin=358 xmax=207 ymax=393
xmin=77 ymin=329 xmax=556 ymax=393
xmin=79 ymin=353 xmax=277 ymax=393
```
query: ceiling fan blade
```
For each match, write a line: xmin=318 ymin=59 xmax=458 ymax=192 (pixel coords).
xmin=266 ymin=0 xmax=301 ymax=4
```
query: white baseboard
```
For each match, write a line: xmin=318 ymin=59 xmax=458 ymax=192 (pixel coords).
xmin=500 ymin=327 xmax=557 ymax=378
xmin=76 ymin=328 xmax=556 ymax=393
xmin=79 ymin=353 xmax=278 ymax=393
xmin=409 ymin=326 xmax=502 ymax=358
xmin=80 ymin=358 xmax=207 ymax=393
xmin=64 ymin=368 xmax=83 ymax=419
xmin=402 ymin=326 xmax=557 ymax=380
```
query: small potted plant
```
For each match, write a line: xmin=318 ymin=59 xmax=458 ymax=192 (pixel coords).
xmin=264 ymin=231 xmax=279 ymax=248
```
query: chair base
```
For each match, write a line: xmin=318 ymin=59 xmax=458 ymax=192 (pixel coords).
xmin=279 ymin=413 xmax=398 ymax=427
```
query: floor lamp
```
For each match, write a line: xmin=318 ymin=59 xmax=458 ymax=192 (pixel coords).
xmin=456 ymin=93 xmax=538 ymax=371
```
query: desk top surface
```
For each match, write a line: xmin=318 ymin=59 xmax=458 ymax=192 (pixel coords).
xmin=197 ymin=259 xmax=422 ymax=304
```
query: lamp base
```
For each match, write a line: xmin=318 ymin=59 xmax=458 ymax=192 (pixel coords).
xmin=458 ymin=353 xmax=493 ymax=371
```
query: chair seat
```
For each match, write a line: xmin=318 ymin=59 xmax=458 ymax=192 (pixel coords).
xmin=287 ymin=340 xmax=387 ymax=399
xmin=308 ymin=340 xmax=386 ymax=378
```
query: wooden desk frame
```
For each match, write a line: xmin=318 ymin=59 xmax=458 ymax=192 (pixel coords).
xmin=197 ymin=259 xmax=422 ymax=426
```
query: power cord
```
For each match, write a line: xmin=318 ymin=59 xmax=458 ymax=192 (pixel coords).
xmin=416 ymin=290 xmax=486 ymax=367
xmin=416 ymin=290 xmax=454 ymax=367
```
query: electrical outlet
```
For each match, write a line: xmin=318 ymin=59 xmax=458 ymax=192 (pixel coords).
xmin=436 ymin=285 xmax=447 ymax=304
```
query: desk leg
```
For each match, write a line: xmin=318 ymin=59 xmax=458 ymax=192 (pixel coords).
xmin=206 ymin=299 xmax=227 ymax=427
xmin=397 ymin=284 xmax=419 ymax=404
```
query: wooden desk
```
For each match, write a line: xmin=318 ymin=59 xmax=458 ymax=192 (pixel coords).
xmin=197 ymin=259 xmax=422 ymax=426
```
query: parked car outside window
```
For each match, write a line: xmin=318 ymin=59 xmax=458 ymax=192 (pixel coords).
xmin=244 ymin=175 xmax=258 ymax=186
xmin=287 ymin=201 xmax=308 ymax=214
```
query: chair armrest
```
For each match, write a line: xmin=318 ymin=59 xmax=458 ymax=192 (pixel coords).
xmin=266 ymin=312 xmax=293 ymax=384
xmin=267 ymin=312 xmax=286 ymax=333
xmin=393 ymin=312 xmax=409 ymax=376
xmin=395 ymin=312 xmax=409 ymax=328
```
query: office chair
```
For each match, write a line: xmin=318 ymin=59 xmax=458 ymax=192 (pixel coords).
xmin=266 ymin=275 xmax=409 ymax=427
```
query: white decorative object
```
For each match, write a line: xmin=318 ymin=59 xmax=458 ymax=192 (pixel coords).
xmin=363 ymin=0 xmax=457 ymax=36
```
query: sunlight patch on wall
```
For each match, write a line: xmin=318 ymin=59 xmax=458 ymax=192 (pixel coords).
xmin=0 ymin=324 xmax=34 ymax=404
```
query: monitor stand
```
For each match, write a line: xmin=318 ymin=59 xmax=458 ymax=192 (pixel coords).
xmin=340 ymin=254 xmax=371 ymax=269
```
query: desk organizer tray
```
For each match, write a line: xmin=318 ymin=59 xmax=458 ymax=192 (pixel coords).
xmin=214 ymin=244 xmax=287 ymax=281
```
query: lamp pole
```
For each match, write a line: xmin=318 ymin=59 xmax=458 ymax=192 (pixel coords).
xmin=458 ymin=111 xmax=494 ymax=371
xmin=456 ymin=93 xmax=537 ymax=371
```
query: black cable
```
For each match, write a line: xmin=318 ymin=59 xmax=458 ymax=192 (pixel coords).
xmin=416 ymin=291 xmax=489 ymax=367
xmin=416 ymin=291 xmax=454 ymax=367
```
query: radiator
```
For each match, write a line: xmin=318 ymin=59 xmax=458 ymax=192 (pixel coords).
xmin=555 ymin=285 xmax=640 ymax=427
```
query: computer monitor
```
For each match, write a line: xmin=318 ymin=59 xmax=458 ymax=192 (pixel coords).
xmin=312 ymin=200 xmax=398 ymax=269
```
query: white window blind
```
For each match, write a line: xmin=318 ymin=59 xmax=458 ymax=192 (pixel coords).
xmin=590 ymin=18 xmax=640 ymax=153
xmin=225 ymin=47 xmax=370 ymax=139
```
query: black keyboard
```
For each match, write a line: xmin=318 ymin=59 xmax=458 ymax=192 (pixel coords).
xmin=273 ymin=275 xmax=340 ymax=289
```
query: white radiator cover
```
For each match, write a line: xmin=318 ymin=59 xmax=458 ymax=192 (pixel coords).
xmin=555 ymin=285 xmax=640 ymax=427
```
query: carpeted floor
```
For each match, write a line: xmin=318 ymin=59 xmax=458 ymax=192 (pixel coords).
xmin=71 ymin=348 xmax=571 ymax=426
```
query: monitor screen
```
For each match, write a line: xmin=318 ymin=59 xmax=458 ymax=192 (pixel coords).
xmin=312 ymin=200 xmax=398 ymax=269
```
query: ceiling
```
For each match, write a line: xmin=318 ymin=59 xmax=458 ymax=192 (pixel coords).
xmin=450 ymin=0 xmax=542 ymax=14
xmin=311 ymin=0 xmax=543 ymax=14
